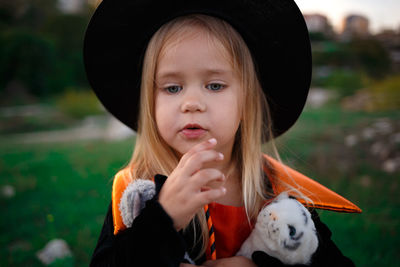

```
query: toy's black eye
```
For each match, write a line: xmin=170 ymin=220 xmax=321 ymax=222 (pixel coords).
xmin=288 ymin=225 xmax=296 ymax=237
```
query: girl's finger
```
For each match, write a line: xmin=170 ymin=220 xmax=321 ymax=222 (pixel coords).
xmin=179 ymin=138 xmax=217 ymax=166
xmin=183 ymin=150 xmax=224 ymax=176
xmin=190 ymin=168 xmax=225 ymax=189
xmin=196 ymin=187 xmax=227 ymax=205
xmin=202 ymin=178 xmax=226 ymax=191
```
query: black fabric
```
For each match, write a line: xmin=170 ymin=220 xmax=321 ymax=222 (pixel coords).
xmin=90 ymin=175 xmax=186 ymax=267
xmin=83 ymin=0 xmax=312 ymax=137
xmin=90 ymin=200 xmax=186 ymax=267
xmin=90 ymin=176 xmax=355 ymax=267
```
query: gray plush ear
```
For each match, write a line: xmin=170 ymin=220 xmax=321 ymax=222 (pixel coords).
xmin=132 ymin=192 xmax=142 ymax=219
xmin=119 ymin=179 xmax=156 ymax=228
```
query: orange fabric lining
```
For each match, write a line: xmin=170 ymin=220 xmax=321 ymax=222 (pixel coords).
xmin=111 ymin=169 xmax=133 ymax=235
xmin=263 ymin=155 xmax=362 ymax=213
xmin=111 ymin=154 xmax=361 ymax=235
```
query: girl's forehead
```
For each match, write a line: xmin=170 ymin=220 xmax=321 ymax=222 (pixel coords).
xmin=158 ymin=25 xmax=234 ymax=69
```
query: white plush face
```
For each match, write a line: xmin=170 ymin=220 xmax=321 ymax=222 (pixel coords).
xmin=256 ymin=195 xmax=316 ymax=252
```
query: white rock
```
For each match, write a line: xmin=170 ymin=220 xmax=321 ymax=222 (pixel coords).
xmin=373 ymin=119 xmax=393 ymax=134
xmin=370 ymin=142 xmax=383 ymax=155
xmin=345 ymin=135 xmax=358 ymax=147
xmin=1 ymin=185 xmax=15 ymax=198
xmin=370 ymin=142 xmax=390 ymax=159
xmin=361 ymin=127 xmax=376 ymax=140
xmin=36 ymin=239 xmax=72 ymax=265
xmin=383 ymin=158 xmax=400 ymax=173
xmin=390 ymin=133 xmax=400 ymax=144
xmin=306 ymin=88 xmax=337 ymax=108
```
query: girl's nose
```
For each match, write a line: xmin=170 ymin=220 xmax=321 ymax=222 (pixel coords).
xmin=181 ymin=100 xmax=206 ymax=113
xmin=181 ymin=90 xmax=206 ymax=113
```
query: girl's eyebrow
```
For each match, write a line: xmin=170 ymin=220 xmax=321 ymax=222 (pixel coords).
xmin=203 ymin=69 xmax=232 ymax=76
xmin=157 ymin=68 xmax=233 ymax=80
xmin=156 ymin=71 xmax=181 ymax=80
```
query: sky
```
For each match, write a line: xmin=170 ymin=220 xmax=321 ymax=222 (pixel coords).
xmin=295 ymin=0 xmax=400 ymax=34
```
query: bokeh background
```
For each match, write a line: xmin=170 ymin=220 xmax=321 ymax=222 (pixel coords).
xmin=0 ymin=0 xmax=399 ymax=266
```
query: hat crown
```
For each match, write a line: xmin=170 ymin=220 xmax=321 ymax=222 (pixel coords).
xmin=84 ymin=0 xmax=311 ymax=137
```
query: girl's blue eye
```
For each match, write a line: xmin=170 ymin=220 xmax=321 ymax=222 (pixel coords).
xmin=165 ymin=85 xmax=182 ymax=94
xmin=206 ymin=83 xmax=224 ymax=91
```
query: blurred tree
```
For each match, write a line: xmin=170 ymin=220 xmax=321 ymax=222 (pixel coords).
xmin=0 ymin=0 xmax=92 ymax=100
xmin=346 ymin=38 xmax=391 ymax=78
xmin=312 ymin=41 xmax=347 ymax=67
xmin=323 ymin=69 xmax=366 ymax=97
xmin=367 ymin=74 xmax=400 ymax=111
xmin=42 ymin=13 xmax=90 ymax=87
xmin=312 ymin=38 xmax=391 ymax=79
xmin=0 ymin=0 xmax=58 ymax=30
xmin=0 ymin=29 xmax=57 ymax=96
xmin=309 ymin=32 xmax=330 ymax=42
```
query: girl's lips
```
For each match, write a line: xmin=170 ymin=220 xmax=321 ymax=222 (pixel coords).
xmin=180 ymin=128 xmax=207 ymax=139
xmin=180 ymin=124 xmax=207 ymax=139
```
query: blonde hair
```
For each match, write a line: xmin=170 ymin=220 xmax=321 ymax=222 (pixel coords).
xmin=123 ymin=14 xmax=305 ymax=259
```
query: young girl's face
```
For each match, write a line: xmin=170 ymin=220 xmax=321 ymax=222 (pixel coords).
xmin=154 ymin=27 xmax=242 ymax=158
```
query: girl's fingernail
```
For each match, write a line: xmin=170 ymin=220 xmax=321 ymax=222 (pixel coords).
xmin=208 ymin=138 xmax=217 ymax=144
xmin=221 ymin=187 xmax=227 ymax=194
xmin=218 ymin=153 xmax=224 ymax=160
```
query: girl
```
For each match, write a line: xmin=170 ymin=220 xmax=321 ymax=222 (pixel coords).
xmin=84 ymin=0 xmax=361 ymax=266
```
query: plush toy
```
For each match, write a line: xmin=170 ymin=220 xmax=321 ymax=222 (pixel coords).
xmin=119 ymin=179 xmax=156 ymax=228
xmin=119 ymin=179 xmax=196 ymax=264
xmin=119 ymin=180 xmax=318 ymax=265
xmin=237 ymin=193 xmax=319 ymax=265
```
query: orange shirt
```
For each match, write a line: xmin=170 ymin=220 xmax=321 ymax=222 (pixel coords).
xmin=208 ymin=202 xmax=253 ymax=258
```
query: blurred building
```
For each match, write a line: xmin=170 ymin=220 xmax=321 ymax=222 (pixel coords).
xmin=341 ymin=15 xmax=370 ymax=40
xmin=304 ymin=14 xmax=335 ymax=37
xmin=375 ymin=29 xmax=400 ymax=47
xmin=375 ymin=29 xmax=400 ymax=71
xmin=304 ymin=14 xmax=330 ymax=33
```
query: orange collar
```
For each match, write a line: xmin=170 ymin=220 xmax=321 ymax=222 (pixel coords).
xmin=111 ymin=155 xmax=361 ymax=235
xmin=263 ymin=155 xmax=361 ymax=213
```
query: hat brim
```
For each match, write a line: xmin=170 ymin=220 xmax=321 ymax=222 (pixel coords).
xmin=84 ymin=0 xmax=311 ymax=137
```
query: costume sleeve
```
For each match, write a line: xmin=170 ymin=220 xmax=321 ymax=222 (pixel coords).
xmin=252 ymin=210 xmax=355 ymax=267
xmin=90 ymin=182 xmax=187 ymax=266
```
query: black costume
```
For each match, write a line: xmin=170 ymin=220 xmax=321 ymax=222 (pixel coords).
xmin=90 ymin=175 xmax=355 ymax=267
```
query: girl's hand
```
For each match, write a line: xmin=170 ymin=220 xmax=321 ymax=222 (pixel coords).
xmin=203 ymin=256 xmax=257 ymax=267
xmin=158 ymin=138 xmax=226 ymax=230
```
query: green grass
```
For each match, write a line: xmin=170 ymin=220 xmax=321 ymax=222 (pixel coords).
xmin=1 ymin=105 xmax=399 ymax=266
xmin=0 ymin=139 xmax=134 ymax=266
